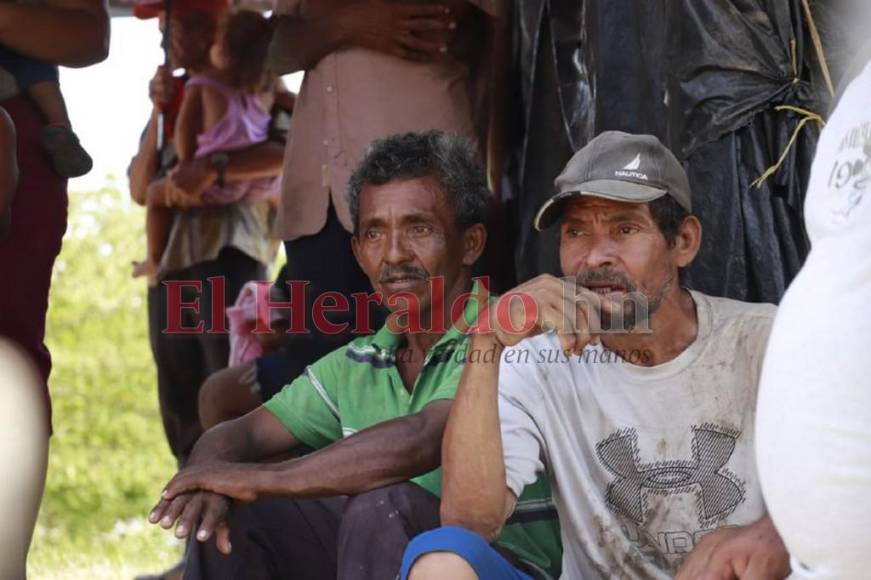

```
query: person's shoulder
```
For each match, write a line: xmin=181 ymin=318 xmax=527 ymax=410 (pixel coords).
xmin=692 ymin=290 xmax=777 ymax=345
xmin=693 ymin=290 xmax=777 ymax=323
xmin=341 ymin=333 xmax=394 ymax=369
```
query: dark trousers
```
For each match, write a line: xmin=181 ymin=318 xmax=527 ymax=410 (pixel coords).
xmin=184 ymin=482 xmax=442 ymax=580
xmin=148 ymin=247 xmax=266 ymax=464
xmin=279 ymin=203 xmax=384 ymax=385
xmin=0 ymin=96 xmax=67 ymax=430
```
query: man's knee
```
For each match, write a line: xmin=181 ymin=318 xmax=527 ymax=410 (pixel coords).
xmin=342 ymin=483 xmax=437 ymax=529
xmin=408 ymin=552 xmax=478 ymax=580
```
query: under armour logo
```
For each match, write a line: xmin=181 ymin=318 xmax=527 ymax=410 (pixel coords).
xmin=623 ymin=154 xmax=642 ymax=170
xmin=596 ymin=426 xmax=745 ymax=527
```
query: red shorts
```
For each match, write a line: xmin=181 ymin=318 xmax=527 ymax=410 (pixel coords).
xmin=0 ymin=95 xmax=68 ymax=429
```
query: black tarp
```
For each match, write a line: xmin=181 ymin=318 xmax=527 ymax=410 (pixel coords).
xmin=509 ymin=0 xmax=843 ymax=303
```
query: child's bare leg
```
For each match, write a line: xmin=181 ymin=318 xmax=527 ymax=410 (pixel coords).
xmin=27 ymin=81 xmax=70 ymax=127
xmin=133 ymin=179 xmax=172 ymax=279
xmin=31 ymin=81 xmax=93 ymax=178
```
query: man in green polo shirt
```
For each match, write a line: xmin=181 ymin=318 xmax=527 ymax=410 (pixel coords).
xmin=148 ymin=131 xmax=561 ymax=580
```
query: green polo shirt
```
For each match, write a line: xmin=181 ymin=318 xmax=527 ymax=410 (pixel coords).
xmin=264 ymin=284 xmax=563 ymax=578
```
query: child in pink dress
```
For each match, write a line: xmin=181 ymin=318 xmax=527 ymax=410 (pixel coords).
xmin=133 ymin=10 xmax=278 ymax=278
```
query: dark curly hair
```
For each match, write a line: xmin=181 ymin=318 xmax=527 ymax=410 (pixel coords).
xmin=348 ymin=131 xmax=490 ymax=236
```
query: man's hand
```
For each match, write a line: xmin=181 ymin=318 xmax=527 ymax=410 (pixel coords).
xmin=161 ymin=462 xmax=263 ymax=503
xmin=676 ymin=516 xmax=790 ymax=580
xmin=332 ymin=0 xmax=457 ymax=62
xmin=166 ymin=158 xmax=215 ymax=207
xmin=148 ymin=65 xmax=175 ymax=109
xmin=149 ymin=491 xmax=233 ymax=554
xmin=482 ymin=274 xmax=620 ymax=356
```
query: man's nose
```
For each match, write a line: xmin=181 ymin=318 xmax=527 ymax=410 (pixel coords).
xmin=383 ymin=230 xmax=413 ymax=264
xmin=583 ymin=234 xmax=617 ymax=269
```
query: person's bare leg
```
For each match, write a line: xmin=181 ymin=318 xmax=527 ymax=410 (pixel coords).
xmin=133 ymin=179 xmax=172 ymax=279
xmin=30 ymin=81 xmax=93 ymax=177
xmin=27 ymin=81 xmax=70 ymax=127
xmin=408 ymin=553 xmax=479 ymax=580
xmin=0 ymin=339 xmax=49 ymax=579
xmin=197 ymin=360 xmax=262 ymax=429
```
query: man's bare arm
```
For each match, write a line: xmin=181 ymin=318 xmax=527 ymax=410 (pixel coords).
xmin=162 ymin=400 xmax=452 ymax=500
xmin=440 ymin=333 xmax=515 ymax=541
xmin=164 ymin=140 xmax=285 ymax=206
xmin=0 ymin=0 xmax=109 ymax=67
xmin=127 ymin=110 xmax=160 ymax=206
xmin=148 ymin=407 xmax=298 ymax=551
xmin=268 ymin=1 xmax=454 ymax=75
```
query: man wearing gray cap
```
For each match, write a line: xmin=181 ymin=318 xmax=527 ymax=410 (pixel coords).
xmin=402 ymin=131 xmax=791 ymax=579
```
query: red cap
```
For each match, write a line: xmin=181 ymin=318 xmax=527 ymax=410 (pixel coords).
xmin=133 ymin=0 xmax=229 ymax=19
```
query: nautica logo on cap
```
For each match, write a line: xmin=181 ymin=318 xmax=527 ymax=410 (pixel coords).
xmin=623 ymin=154 xmax=641 ymax=170
xmin=615 ymin=153 xmax=648 ymax=180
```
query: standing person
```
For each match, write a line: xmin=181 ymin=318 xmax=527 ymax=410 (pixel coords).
xmin=193 ymin=0 xmax=511 ymax=426
xmin=133 ymin=10 xmax=279 ymax=279
xmin=403 ymin=132 xmax=790 ymax=579
xmin=128 ymin=0 xmax=286 ymax=466
xmin=755 ymin=54 xmax=871 ymax=580
xmin=0 ymin=0 xmax=109 ymax=429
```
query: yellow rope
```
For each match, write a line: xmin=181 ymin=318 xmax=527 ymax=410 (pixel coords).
xmin=751 ymin=105 xmax=825 ymax=189
xmin=800 ymin=0 xmax=835 ymax=97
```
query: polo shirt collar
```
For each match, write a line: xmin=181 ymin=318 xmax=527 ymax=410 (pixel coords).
xmin=370 ymin=280 xmax=487 ymax=354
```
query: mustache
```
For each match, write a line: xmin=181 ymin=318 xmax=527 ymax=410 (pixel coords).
xmin=378 ymin=265 xmax=428 ymax=283
xmin=574 ymin=269 xmax=637 ymax=292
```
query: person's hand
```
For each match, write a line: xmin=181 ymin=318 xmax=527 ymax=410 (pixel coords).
xmin=480 ymin=274 xmax=620 ymax=355
xmin=148 ymin=65 xmax=175 ymax=109
xmin=675 ymin=516 xmax=790 ymax=580
xmin=332 ymin=0 xmax=457 ymax=62
xmin=149 ymin=491 xmax=233 ymax=554
xmin=166 ymin=159 xmax=215 ymax=207
xmin=161 ymin=461 xmax=263 ymax=503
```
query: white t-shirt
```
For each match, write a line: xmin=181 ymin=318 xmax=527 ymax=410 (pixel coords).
xmin=499 ymin=291 xmax=776 ymax=579
xmin=756 ymin=59 xmax=871 ymax=580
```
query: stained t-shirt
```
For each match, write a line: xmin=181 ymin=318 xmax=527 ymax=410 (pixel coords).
xmin=498 ymin=290 xmax=775 ymax=578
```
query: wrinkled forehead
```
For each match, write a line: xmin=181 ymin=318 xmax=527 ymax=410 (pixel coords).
xmin=560 ymin=196 xmax=652 ymax=222
xmin=359 ymin=176 xmax=453 ymax=223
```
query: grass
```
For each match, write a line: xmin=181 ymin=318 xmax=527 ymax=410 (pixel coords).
xmin=27 ymin=184 xmax=183 ymax=579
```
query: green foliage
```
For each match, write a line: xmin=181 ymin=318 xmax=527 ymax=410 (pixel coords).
xmin=28 ymin=185 xmax=182 ymax=579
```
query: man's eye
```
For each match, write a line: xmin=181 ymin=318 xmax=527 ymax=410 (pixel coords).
xmin=566 ymin=227 xmax=586 ymax=237
xmin=412 ymin=225 xmax=431 ymax=235
xmin=365 ymin=229 xmax=381 ymax=241
xmin=618 ymin=225 xmax=639 ymax=235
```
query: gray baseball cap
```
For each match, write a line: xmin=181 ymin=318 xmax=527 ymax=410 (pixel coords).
xmin=533 ymin=131 xmax=692 ymax=231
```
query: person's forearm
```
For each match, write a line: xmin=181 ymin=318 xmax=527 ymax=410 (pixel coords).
xmin=186 ymin=421 xmax=261 ymax=467
xmin=268 ymin=14 xmax=348 ymax=74
xmin=0 ymin=3 xmax=109 ymax=67
xmin=250 ymin=409 xmax=446 ymax=497
xmin=440 ymin=333 xmax=508 ymax=540
xmin=225 ymin=141 xmax=285 ymax=181
xmin=127 ymin=110 xmax=160 ymax=206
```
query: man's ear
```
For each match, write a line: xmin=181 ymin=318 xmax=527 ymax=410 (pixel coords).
xmin=350 ymin=233 xmax=361 ymax=266
xmin=462 ymin=223 xmax=487 ymax=267
xmin=673 ymin=215 xmax=702 ymax=269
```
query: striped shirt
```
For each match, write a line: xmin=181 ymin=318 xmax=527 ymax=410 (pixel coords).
xmin=264 ymin=283 xmax=563 ymax=578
